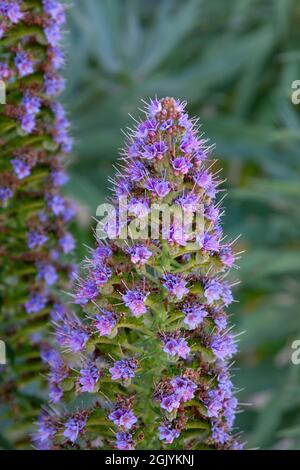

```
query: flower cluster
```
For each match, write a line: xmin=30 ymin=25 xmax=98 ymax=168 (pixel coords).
xmin=0 ymin=0 xmax=74 ymax=447
xmin=36 ymin=97 xmax=242 ymax=450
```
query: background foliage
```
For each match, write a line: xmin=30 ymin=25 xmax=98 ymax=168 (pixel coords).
xmin=62 ymin=0 xmax=300 ymax=449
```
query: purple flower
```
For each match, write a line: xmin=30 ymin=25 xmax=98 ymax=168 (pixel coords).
xmin=63 ymin=414 xmax=87 ymax=443
xmin=221 ymin=282 xmax=234 ymax=306
xmin=0 ymin=186 xmax=13 ymax=203
xmin=205 ymin=204 xmax=220 ymax=223
xmin=75 ymin=277 xmax=98 ymax=305
xmin=47 ymin=194 xmax=65 ymax=215
xmin=220 ymin=245 xmax=235 ymax=268
xmin=49 ymin=46 xmax=65 ymax=70
xmin=95 ymin=309 xmax=116 ymax=337
xmin=163 ymin=337 xmax=190 ymax=359
xmin=193 ymin=170 xmax=217 ymax=199
xmin=93 ymin=264 xmax=112 ymax=287
xmin=22 ymin=92 xmax=41 ymax=115
xmin=172 ymin=157 xmax=191 ymax=175
xmin=62 ymin=204 xmax=76 ymax=222
xmin=21 ymin=114 xmax=36 ymax=133
xmin=0 ymin=62 xmax=11 ymax=80
xmin=37 ymin=263 xmax=58 ymax=286
xmin=214 ymin=311 xmax=228 ymax=331
xmin=129 ymin=244 xmax=152 ymax=265
xmin=41 ymin=345 xmax=63 ymax=367
xmin=115 ymin=432 xmax=134 ymax=450
xmin=51 ymin=169 xmax=69 ymax=186
xmin=127 ymin=160 xmax=146 ymax=181
xmin=211 ymin=333 xmax=237 ymax=361
xmin=109 ymin=359 xmax=137 ymax=381
xmin=43 ymin=0 xmax=66 ymax=25
xmin=42 ymin=347 xmax=69 ymax=385
xmin=163 ymin=274 xmax=189 ymax=300
xmin=141 ymin=141 xmax=167 ymax=160
xmin=122 ymin=289 xmax=149 ymax=317
xmin=170 ymin=377 xmax=197 ymax=402
xmin=153 ymin=180 xmax=170 ymax=198
xmin=205 ymin=279 xmax=233 ymax=306
xmin=217 ymin=370 xmax=233 ymax=394
xmin=44 ymin=22 xmax=62 ymax=46
xmin=153 ymin=141 xmax=168 ymax=158
xmin=136 ymin=118 xmax=157 ymax=139
xmin=211 ymin=423 xmax=229 ymax=445
xmin=128 ymin=198 xmax=149 ymax=218
xmin=165 ymin=223 xmax=189 ymax=247
xmin=180 ymin=132 xmax=199 ymax=154
xmin=178 ymin=113 xmax=193 ymax=131
xmin=15 ymin=51 xmax=34 ymax=77
xmin=204 ymin=279 xmax=223 ymax=304
xmin=158 ymin=424 xmax=180 ymax=444
xmin=49 ymin=383 xmax=63 ymax=403
xmin=25 ymin=292 xmax=47 ymax=314
xmin=79 ymin=363 xmax=100 ymax=392
xmin=109 ymin=408 xmax=137 ymax=430
xmin=203 ymin=232 xmax=220 ymax=253
xmin=176 ymin=192 xmax=199 ymax=212
xmin=50 ymin=301 xmax=67 ymax=321
xmin=224 ymin=396 xmax=238 ymax=428
xmin=93 ymin=244 xmax=112 ymax=262
xmin=7 ymin=2 xmax=24 ymax=24
xmin=205 ymin=389 xmax=224 ymax=418
xmin=160 ymin=394 xmax=180 ymax=413
xmin=56 ymin=317 xmax=89 ymax=353
xmin=45 ymin=73 xmax=65 ymax=96
xmin=148 ymin=98 xmax=162 ymax=116
xmin=35 ymin=413 xmax=56 ymax=447
xmin=160 ymin=118 xmax=173 ymax=131
xmin=182 ymin=302 xmax=208 ymax=330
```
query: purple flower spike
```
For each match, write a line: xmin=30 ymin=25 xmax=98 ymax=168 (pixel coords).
xmin=1 ymin=0 xmax=75 ymax=447
xmin=43 ymin=97 xmax=242 ymax=450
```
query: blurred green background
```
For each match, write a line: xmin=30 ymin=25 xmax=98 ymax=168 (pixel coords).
xmin=63 ymin=0 xmax=300 ymax=449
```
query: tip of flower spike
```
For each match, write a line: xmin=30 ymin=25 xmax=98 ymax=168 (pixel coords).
xmin=143 ymin=97 xmax=186 ymax=118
